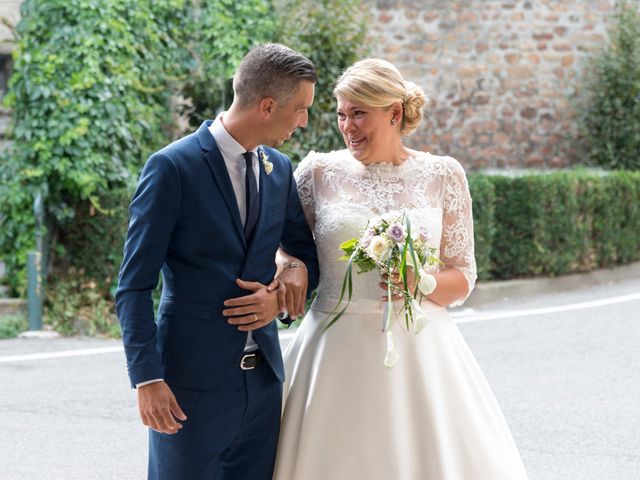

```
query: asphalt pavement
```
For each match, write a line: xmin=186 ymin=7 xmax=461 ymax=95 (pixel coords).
xmin=1 ymin=275 xmax=639 ymax=479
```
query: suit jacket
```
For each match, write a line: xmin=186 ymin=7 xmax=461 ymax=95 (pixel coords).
xmin=116 ymin=120 xmax=319 ymax=390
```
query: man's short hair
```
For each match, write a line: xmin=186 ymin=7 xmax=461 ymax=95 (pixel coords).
xmin=233 ymin=43 xmax=317 ymax=106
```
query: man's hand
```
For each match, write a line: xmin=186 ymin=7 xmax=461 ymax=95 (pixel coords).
xmin=223 ymin=279 xmax=282 ymax=331
xmin=267 ymin=263 xmax=308 ymax=318
xmin=137 ymin=381 xmax=187 ymax=435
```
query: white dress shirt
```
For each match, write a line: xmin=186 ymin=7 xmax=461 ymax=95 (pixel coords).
xmin=209 ymin=114 xmax=260 ymax=352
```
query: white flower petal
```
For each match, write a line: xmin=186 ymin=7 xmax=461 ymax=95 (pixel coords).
xmin=410 ymin=299 xmax=432 ymax=334
xmin=418 ymin=272 xmax=437 ymax=295
xmin=383 ymin=330 xmax=399 ymax=368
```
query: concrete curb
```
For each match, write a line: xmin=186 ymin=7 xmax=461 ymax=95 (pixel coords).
xmin=464 ymin=261 xmax=640 ymax=308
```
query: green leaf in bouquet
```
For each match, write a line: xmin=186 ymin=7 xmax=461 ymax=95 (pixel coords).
xmin=338 ymin=237 xmax=358 ymax=253
xmin=323 ymin=252 xmax=355 ymax=332
xmin=355 ymin=260 xmax=376 ymax=273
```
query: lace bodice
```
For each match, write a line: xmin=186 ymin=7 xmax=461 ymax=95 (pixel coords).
xmin=294 ymin=149 xmax=477 ymax=305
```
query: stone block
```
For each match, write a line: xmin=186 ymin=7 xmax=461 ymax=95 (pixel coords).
xmin=526 ymin=53 xmax=541 ymax=64
xmin=457 ymin=65 xmax=480 ymax=78
xmin=458 ymin=12 xmax=478 ymax=23
xmin=494 ymin=132 xmax=510 ymax=145
xmin=505 ymin=53 xmax=521 ymax=64
xmin=520 ymin=107 xmax=537 ymax=119
xmin=552 ymin=42 xmax=572 ymax=52
xmin=533 ymin=32 xmax=554 ymax=41
xmin=508 ymin=65 xmax=534 ymax=79
xmin=525 ymin=155 xmax=545 ymax=167
xmin=423 ymin=11 xmax=439 ymax=22
xmin=553 ymin=26 xmax=569 ymax=36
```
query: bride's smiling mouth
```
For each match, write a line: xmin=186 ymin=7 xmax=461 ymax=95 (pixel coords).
xmin=349 ymin=136 xmax=366 ymax=147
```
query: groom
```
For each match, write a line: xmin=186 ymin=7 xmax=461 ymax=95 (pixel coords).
xmin=116 ymin=43 xmax=319 ymax=479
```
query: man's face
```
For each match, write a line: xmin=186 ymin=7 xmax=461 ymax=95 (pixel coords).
xmin=265 ymin=80 xmax=315 ymax=147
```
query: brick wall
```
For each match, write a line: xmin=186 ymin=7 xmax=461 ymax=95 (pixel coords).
xmin=368 ymin=0 xmax=617 ymax=169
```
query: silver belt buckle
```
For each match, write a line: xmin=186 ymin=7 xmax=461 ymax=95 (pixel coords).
xmin=240 ymin=353 xmax=257 ymax=370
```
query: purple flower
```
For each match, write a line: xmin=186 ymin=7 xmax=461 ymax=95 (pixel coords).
xmin=388 ymin=223 xmax=406 ymax=243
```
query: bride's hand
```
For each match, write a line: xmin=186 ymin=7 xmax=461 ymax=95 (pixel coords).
xmin=379 ymin=269 xmax=417 ymax=300
xmin=268 ymin=249 xmax=308 ymax=318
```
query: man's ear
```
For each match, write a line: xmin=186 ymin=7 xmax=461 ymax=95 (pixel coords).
xmin=259 ymin=97 xmax=277 ymax=118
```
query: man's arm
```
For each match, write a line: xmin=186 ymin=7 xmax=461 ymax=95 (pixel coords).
xmin=116 ymin=152 xmax=188 ymax=433
xmin=116 ymin=152 xmax=180 ymax=387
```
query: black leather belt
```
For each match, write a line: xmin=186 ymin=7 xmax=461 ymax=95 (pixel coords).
xmin=240 ymin=350 xmax=263 ymax=370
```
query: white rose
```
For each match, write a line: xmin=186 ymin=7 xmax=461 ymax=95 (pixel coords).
xmin=367 ymin=235 xmax=391 ymax=262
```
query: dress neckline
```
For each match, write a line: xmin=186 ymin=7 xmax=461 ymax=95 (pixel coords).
xmin=348 ymin=150 xmax=422 ymax=171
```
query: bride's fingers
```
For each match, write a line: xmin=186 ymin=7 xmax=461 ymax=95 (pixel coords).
xmin=378 ymin=282 xmax=405 ymax=295
xmin=381 ymin=273 xmax=402 ymax=282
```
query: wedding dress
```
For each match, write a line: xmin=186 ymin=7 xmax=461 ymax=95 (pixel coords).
xmin=273 ymin=149 xmax=528 ymax=480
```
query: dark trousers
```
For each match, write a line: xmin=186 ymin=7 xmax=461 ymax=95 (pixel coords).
xmin=148 ymin=360 xmax=282 ymax=480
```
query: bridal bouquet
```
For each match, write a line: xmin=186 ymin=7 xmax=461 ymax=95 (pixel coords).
xmin=324 ymin=211 xmax=441 ymax=367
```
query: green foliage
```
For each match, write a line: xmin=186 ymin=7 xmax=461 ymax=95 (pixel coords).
xmin=579 ymin=2 xmax=640 ymax=170
xmin=0 ymin=313 xmax=27 ymax=339
xmin=588 ymin=172 xmax=640 ymax=264
xmin=44 ymin=270 xmax=120 ymax=337
xmin=275 ymin=0 xmax=370 ymax=162
xmin=0 ymin=0 xmax=191 ymax=295
xmin=475 ymin=171 xmax=640 ymax=280
xmin=467 ymin=174 xmax=495 ymax=280
xmin=180 ymin=0 xmax=277 ymax=129
xmin=489 ymin=174 xmax=589 ymax=278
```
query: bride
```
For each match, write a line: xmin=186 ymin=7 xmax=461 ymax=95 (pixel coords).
xmin=273 ymin=59 xmax=528 ymax=479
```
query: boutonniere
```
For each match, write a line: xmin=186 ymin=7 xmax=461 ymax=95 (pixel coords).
xmin=259 ymin=149 xmax=273 ymax=175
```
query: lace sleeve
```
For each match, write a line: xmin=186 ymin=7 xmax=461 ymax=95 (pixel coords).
xmin=293 ymin=152 xmax=318 ymax=230
xmin=440 ymin=157 xmax=477 ymax=305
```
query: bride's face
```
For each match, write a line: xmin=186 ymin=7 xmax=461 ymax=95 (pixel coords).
xmin=336 ymin=96 xmax=400 ymax=164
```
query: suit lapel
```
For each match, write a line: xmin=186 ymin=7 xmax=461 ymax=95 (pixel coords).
xmin=201 ymin=137 xmax=246 ymax=249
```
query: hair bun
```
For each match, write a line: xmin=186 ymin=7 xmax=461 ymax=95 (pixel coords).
xmin=401 ymin=81 xmax=426 ymax=136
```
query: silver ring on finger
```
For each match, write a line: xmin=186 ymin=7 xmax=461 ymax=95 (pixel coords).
xmin=253 ymin=313 xmax=258 ymax=322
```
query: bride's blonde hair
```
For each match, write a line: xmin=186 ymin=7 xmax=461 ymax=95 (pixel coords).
xmin=333 ymin=59 xmax=426 ymax=136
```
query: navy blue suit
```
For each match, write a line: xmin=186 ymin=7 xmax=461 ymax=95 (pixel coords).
xmin=116 ymin=121 xmax=318 ymax=479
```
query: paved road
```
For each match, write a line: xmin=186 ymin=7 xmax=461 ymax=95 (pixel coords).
xmin=1 ymin=278 xmax=639 ymax=479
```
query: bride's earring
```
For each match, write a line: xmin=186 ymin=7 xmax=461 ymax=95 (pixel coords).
xmin=391 ymin=118 xmax=398 ymax=126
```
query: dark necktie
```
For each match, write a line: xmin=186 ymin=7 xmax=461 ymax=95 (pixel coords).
xmin=243 ymin=151 xmax=259 ymax=242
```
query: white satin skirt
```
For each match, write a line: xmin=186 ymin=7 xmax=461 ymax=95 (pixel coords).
xmin=273 ymin=297 xmax=528 ymax=480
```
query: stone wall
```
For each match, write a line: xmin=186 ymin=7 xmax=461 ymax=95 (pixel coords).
xmin=369 ymin=0 xmax=617 ymax=170
xmin=0 ymin=0 xmax=21 ymax=50
xmin=0 ymin=0 xmax=621 ymax=170
xmin=0 ymin=0 xmax=21 ymax=150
